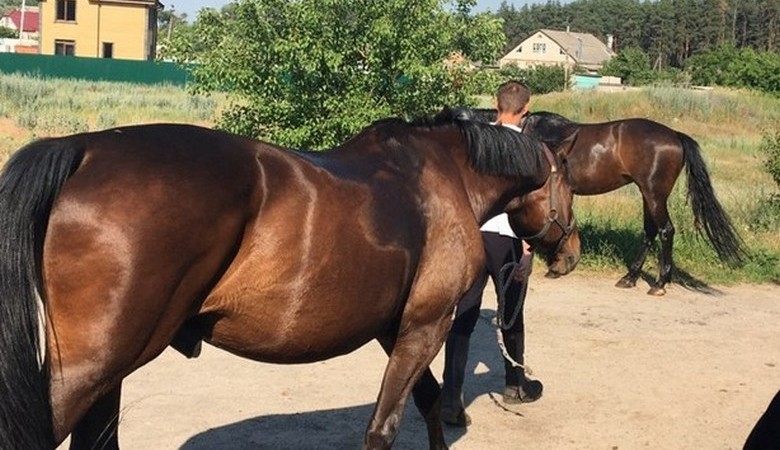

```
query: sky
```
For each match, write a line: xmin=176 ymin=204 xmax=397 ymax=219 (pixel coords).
xmin=174 ymin=1 xmax=522 ymax=20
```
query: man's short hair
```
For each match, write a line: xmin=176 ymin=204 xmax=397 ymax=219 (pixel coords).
xmin=497 ymin=80 xmax=531 ymax=114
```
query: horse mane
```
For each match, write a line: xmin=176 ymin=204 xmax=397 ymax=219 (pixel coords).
xmin=397 ymin=107 xmax=547 ymax=179
xmin=523 ymin=111 xmax=580 ymax=148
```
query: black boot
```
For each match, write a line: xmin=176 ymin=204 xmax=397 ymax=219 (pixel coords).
xmin=440 ymin=333 xmax=472 ymax=427
xmin=502 ymin=329 xmax=543 ymax=404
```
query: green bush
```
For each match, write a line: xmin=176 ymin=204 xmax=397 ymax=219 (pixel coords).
xmin=760 ymin=130 xmax=780 ymax=188
xmin=686 ymin=45 xmax=780 ymax=96
xmin=497 ymin=64 xmax=570 ymax=95
xmin=601 ymin=47 xmax=654 ymax=86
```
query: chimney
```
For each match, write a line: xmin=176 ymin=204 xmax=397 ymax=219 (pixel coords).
xmin=566 ymin=25 xmax=570 ymax=33
xmin=606 ymin=34 xmax=614 ymax=50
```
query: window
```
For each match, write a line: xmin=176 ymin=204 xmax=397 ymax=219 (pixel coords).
xmin=54 ymin=39 xmax=75 ymax=56
xmin=56 ymin=0 xmax=76 ymax=22
xmin=533 ymin=43 xmax=546 ymax=54
xmin=103 ymin=42 xmax=113 ymax=59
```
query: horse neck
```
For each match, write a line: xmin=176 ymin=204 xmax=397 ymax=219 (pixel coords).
xmin=456 ymin=152 xmax=552 ymax=225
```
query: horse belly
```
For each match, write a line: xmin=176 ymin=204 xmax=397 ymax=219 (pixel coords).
xmin=198 ymin=246 xmax=412 ymax=364
xmin=201 ymin=288 xmax=399 ymax=364
xmin=568 ymin=150 xmax=631 ymax=195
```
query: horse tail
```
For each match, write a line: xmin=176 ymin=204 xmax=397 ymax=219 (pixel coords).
xmin=678 ymin=131 xmax=746 ymax=267
xmin=0 ymin=138 xmax=85 ymax=449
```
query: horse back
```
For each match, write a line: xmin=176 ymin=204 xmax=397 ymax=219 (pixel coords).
xmin=564 ymin=119 xmax=684 ymax=195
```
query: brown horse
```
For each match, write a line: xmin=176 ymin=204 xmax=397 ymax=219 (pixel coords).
xmin=464 ymin=108 xmax=745 ymax=295
xmin=0 ymin=112 xmax=579 ymax=450
xmin=522 ymin=111 xmax=745 ymax=295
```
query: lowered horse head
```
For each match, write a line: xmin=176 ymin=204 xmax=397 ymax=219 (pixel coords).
xmin=506 ymin=152 xmax=580 ymax=278
xmin=440 ymin=106 xmax=580 ymax=277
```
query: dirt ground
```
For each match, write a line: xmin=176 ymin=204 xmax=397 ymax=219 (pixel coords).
xmin=59 ymin=273 xmax=779 ymax=450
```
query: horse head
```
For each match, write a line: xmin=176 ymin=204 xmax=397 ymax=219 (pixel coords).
xmin=442 ymin=106 xmax=581 ymax=277
xmin=505 ymin=146 xmax=580 ymax=277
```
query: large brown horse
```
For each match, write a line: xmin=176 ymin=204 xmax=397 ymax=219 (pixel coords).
xmin=0 ymin=112 xmax=579 ymax=450
xmin=463 ymin=108 xmax=745 ymax=295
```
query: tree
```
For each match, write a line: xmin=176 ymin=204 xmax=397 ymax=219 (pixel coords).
xmin=601 ymin=47 xmax=654 ymax=85
xmin=0 ymin=0 xmax=38 ymax=14
xmin=168 ymin=0 xmax=506 ymax=149
xmin=0 ymin=25 xmax=15 ymax=38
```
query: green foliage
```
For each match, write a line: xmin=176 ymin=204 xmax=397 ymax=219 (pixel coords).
xmin=0 ymin=0 xmax=38 ymax=13
xmin=167 ymin=0 xmax=506 ymax=150
xmin=762 ymin=130 xmax=780 ymax=188
xmin=685 ymin=45 xmax=780 ymax=96
xmin=601 ymin=47 xmax=654 ymax=86
xmin=497 ymin=64 xmax=570 ymax=95
xmin=0 ymin=26 xmax=15 ymax=38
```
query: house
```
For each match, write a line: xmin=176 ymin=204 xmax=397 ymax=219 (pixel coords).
xmin=38 ymin=0 xmax=160 ymax=60
xmin=499 ymin=29 xmax=614 ymax=72
xmin=0 ymin=7 xmax=40 ymax=40
xmin=0 ymin=7 xmax=40 ymax=53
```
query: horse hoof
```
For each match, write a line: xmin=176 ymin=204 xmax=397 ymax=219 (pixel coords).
xmin=647 ymin=286 xmax=666 ymax=296
xmin=615 ymin=277 xmax=636 ymax=288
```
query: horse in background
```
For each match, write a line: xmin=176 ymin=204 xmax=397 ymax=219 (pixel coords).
xmin=522 ymin=111 xmax=745 ymax=295
xmin=461 ymin=107 xmax=745 ymax=295
xmin=0 ymin=111 xmax=578 ymax=450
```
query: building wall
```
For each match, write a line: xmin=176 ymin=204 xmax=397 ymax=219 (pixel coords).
xmin=500 ymin=32 xmax=574 ymax=68
xmin=39 ymin=1 xmax=151 ymax=60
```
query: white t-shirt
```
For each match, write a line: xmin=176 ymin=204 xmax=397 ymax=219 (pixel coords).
xmin=481 ymin=213 xmax=517 ymax=238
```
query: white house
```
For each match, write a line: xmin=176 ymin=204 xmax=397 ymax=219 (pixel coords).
xmin=499 ymin=28 xmax=614 ymax=71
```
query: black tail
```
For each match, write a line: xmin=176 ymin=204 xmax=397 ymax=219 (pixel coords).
xmin=679 ymin=132 xmax=747 ymax=267
xmin=0 ymin=138 xmax=85 ymax=449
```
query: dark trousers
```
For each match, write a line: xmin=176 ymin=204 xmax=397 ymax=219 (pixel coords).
xmin=446 ymin=231 xmax=532 ymax=389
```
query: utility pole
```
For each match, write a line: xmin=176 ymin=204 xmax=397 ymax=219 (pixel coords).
xmin=167 ymin=4 xmax=175 ymax=41
xmin=19 ymin=0 xmax=27 ymax=42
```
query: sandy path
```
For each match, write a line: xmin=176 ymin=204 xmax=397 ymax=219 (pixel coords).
xmin=59 ymin=273 xmax=779 ymax=449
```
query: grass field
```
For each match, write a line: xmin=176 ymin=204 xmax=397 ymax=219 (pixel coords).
xmin=1 ymin=74 xmax=778 ymax=286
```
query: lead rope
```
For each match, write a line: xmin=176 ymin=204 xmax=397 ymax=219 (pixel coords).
xmin=493 ymin=247 xmax=532 ymax=375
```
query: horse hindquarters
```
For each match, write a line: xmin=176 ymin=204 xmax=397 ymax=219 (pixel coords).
xmin=41 ymin=133 xmax=258 ymax=445
xmin=0 ymin=139 xmax=82 ymax=449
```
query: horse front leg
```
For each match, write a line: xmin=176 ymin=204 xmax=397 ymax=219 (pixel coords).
xmin=365 ymin=317 xmax=452 ymax=450
xmin=376 ymin=336 xmax=447 ymax=450
xmin=69 ymin=383 xmax=122 ymax=450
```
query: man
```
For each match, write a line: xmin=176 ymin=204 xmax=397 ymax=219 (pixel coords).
xmin=440 ymin=80 xmax=543 ymax=427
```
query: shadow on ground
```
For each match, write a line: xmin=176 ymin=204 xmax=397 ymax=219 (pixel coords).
xmin=179 ymin=309 xmax=516 ymax=449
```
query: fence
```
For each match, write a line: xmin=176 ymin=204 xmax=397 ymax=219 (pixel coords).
xmin=0 ymin=52 xmax=189 ymax=85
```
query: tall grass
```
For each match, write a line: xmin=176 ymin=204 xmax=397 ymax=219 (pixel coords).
xmin=532 ymin=87 xmax=780 ymax=285
xmin=0 ymin=74 xmax=222 ymax=163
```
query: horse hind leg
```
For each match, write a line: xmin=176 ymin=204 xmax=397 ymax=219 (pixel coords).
xmin=366 ymin=315 xmax=453 ymax=450
xmin=648 ymin=221 xmax=675 ymax=296
xmin=68 ymin=384 xmax=122 ymax=450
xmin=616 ymin=199 xmax=658 ymax=289
xmin=377 ymin=336 xmax=447 ymax=450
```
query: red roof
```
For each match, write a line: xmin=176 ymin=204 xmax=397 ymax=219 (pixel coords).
xmin=6 ymin=10 xmax=39 ymax=33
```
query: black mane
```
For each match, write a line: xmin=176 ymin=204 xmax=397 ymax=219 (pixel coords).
xmin=411 ymin=107 xmax=547 ymax=180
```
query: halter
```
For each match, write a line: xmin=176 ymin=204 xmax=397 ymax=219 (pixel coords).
xmin=516 ymin=146 xmax=576 ymax=254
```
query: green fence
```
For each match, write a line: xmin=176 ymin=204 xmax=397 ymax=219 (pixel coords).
xmin=0 ymin=53 xmax=189 ymax=85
